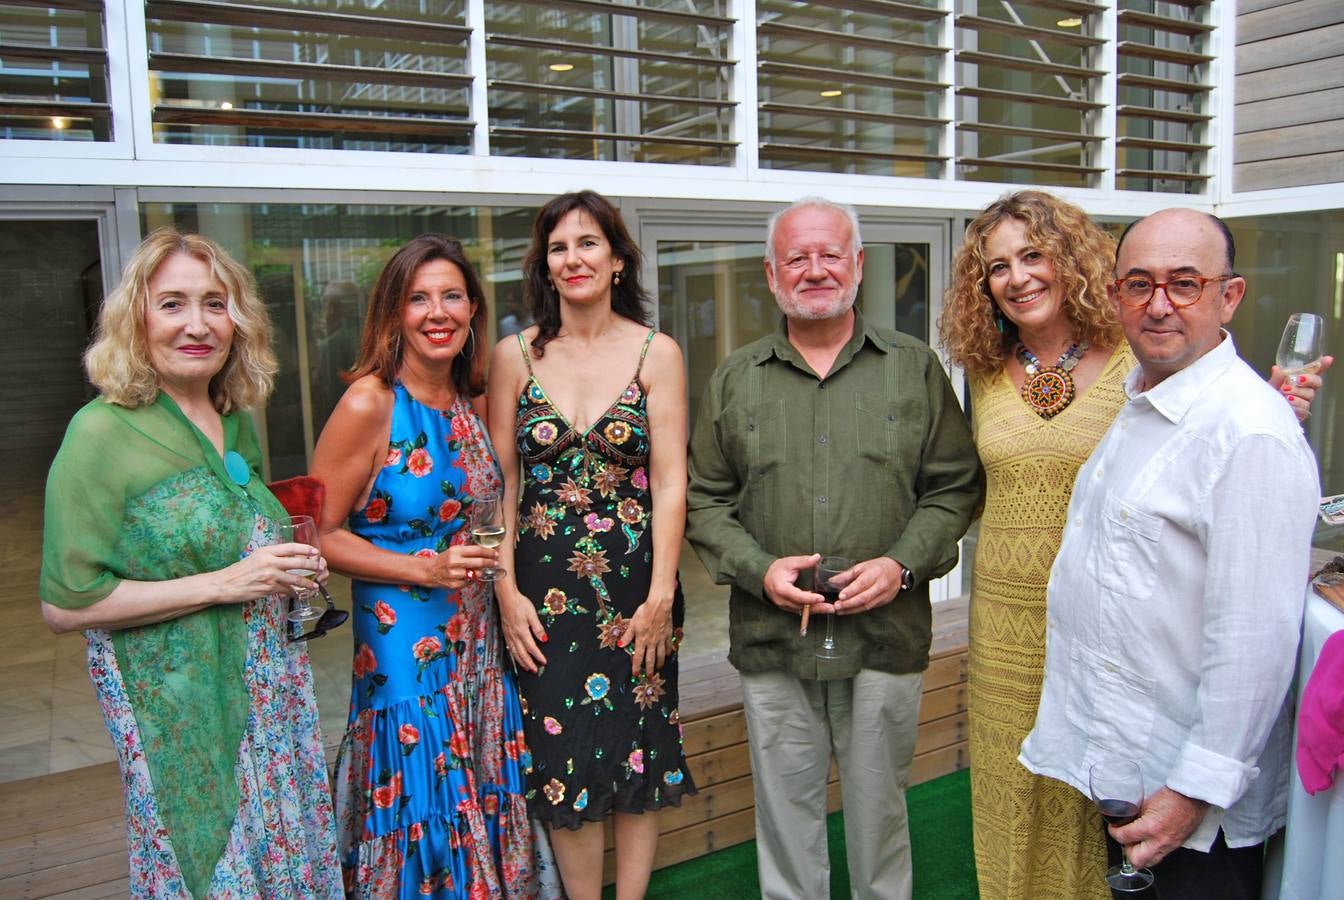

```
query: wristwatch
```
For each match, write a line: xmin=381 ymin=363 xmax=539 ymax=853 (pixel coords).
xmin=899 ymin=565 xmax=915 ymax=592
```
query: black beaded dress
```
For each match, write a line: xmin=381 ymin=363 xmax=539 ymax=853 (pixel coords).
xmin=509 ymin=331 xmax=696 ymax=828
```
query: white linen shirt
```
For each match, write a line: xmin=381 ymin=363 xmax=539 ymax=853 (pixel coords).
xmin=1020 ymin=333 xmax=1319 ymax=851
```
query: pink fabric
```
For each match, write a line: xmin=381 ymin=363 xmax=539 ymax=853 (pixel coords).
xmin=1297 ymin=629 xmax=1344 ymax=794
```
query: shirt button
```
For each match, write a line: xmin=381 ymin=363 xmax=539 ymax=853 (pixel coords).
xmin=747 ymin=423 xmax=755 ymax=431
xmin=819 ymin=382 xmax=826 ymax=390
xmin=888 ymin=414 xmax=896 ymax=422
xmin=1095 ymin=467 xmax=1103 ymax=478
xmin=818 ymin=435 xmax=828 ymax=444
xmin=1119 ymin=509 xmax=1129 ymax=521
xmin=819 ymin=496 xmax=828 ymax=504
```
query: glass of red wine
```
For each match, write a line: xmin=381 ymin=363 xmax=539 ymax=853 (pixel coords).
xmin=814 ymin=556 xmax=854 ymax=660
xmin=1089 ymin=758 xmax=1155 ymax=892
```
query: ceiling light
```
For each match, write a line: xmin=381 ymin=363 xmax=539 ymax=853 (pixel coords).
xmin=820 ymin=89 xmax=843 ymax=98
xmin=220 ymin=101 xmax=234 ymax=110
xmin=51 ymin=117 xmax=67 ymax=130
xmin=1057 ymin=17 xmax=1083 ymax=27
xmin=549 ymin=63 xmax=574 ymax=72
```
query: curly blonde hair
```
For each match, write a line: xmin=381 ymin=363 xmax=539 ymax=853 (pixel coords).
xmin=939 ymin=191 xmax=1122 ymax=376
xmin=84 ymin=228 xmax=277 ymax=412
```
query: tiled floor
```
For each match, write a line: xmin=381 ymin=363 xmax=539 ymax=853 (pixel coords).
xmin=0 ymin=451 xmax=730 ymax=782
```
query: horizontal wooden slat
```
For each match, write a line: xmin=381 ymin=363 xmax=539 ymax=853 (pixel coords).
xmin=1238 ymin=0 xmax=1344 ymax=45
xmin=1117 ymin=40 xmax=1213 ymax=66
xmin=0 ymin=99 xmax=110 ymax=119
xmin=154 ymin=105 xmax=475 ymax=135
xmin=1236 ymin=21 xmax=1344 ymax=74
xmin=759 ymin=60 xmax=946 ymax=94
xmin=0 ymin=42 xmax=106 ymax=64
xmin=146 ymin=0 xmax=470 ymax=44
xmin=1117 ymin=72 xmax=1211 ymax=94
xmin=0 ymin=0 xmax=102 ymax=10
xmin=958 ymin=155 xmax=1105 ymax=174
xmin=524 ymin=0 xmax=734 ymax=28
xmin=488 ymin=33 xmax=734 ymax=68
xmin=1236 ymin=56 xmax=1344 ymax=104
xmin=1235 ymin=85 xmax=1344 ymax=133
xmin=757 ymin=21 xmax=945 ymax=57
xmin=957 ymin=85 xmax=1104 ymax=112
xmin=956 ymin=14 xmax=1105 ymax=49
xmin=1116 ymin=135 xmax=1210 ymax=152
xmin=491 ymin=125 xmax=736 ymax=149
xmin=759 ymin=102 xmax=946 ymax=129
xmin=1116 ymin=168 xmax=1210 ymax=183
xmin=1117 ymin=9 xmax=1214 ymax=37
xmin=150 ymin=52 xmax=472 ymax=90
xmin=1236 ymin=119 xmax=1344 ymax=162
xmin=816 ymin=0 xmax=948 ymax=23
xmin=959 ymin=121 xmax=1102 ymax=143
xmin=488 ymin=79 xmax=735 ymax=109
xmin=1234 ymin=149 xmax=1344 ymax=191
xmin=1117 ymin=103 xmax=1210 ymax=125
xmin=760 ymin=141 xmax=946 ymax=164
xmin=956 ymin=49 xmax=1104 ymax=81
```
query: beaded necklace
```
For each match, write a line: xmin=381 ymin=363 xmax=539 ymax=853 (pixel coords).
xmin=1016 ymin=340 xmax=1089 ymax=419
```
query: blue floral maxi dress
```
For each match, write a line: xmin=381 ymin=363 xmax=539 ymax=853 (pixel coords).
xmin=511 ymin=332 xmax=696 ymax=828
xmin=334 ymin=385 xmax=544 ymax=898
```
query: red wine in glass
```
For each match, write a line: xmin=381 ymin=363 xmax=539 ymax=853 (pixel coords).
xmin=1097 ymin=799 xmax=1141 ymax=827
xmin=1088 ymin=759 xmax=1155 ymax=892
xmin=814 ymin=556 xmax=852 ymax=659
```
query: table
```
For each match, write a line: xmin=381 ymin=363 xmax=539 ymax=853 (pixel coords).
xmin=1265 ymin=588 xmax=1344 ymax=900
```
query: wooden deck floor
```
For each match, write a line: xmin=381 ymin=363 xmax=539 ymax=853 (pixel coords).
xmin=0 ymin=598 xmax=968 ymax=898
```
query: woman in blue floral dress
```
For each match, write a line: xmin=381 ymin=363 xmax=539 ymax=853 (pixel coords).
xmin=488 ymin=191 xmax=696 ymax=899
xmin=312 ymin=236 xmax=556 ymax=898
xmin=40 ymin=229 xmax=342 ymax=898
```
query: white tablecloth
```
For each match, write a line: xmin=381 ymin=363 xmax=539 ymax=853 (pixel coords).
xmin=1265 ymin=589 xmax=1344 ymax=900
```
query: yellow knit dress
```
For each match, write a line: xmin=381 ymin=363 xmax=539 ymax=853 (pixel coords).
xmin=967 ymin=344 xmax=1133 ymax=900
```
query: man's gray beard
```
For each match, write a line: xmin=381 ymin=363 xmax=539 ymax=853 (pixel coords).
xmin=775 ymin=285 xmax=859 ymax=321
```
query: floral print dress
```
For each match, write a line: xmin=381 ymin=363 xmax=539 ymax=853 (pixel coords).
xmin=334 ymin=384 xmax=545 ymax=899
xmin=511 ymin=331 xmax=696 ymax=829
xmin=40 ymin=395 xmax=342 ymax=899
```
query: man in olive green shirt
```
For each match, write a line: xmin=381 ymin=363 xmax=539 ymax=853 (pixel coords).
xmin=686 ymin=197 xmax=981 ymax=899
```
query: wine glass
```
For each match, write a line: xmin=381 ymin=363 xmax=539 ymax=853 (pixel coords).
xmin=1089 ymin=758 xmax=1155 ymax=892
xmin=471 ymin=492 xmax=507 ymax=582
xmin=1276 ymin=313 xmax=1325 ymax=381
xmin=814 ymin=556 xmax=854 ymax=660
xmin=277 ymin=514 xmax=322 ymax=623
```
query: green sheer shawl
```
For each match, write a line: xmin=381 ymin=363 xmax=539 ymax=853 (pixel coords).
xmin=40 ymin=393 xmax=288 ymax=898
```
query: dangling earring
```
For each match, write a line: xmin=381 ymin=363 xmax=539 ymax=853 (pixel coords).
xmin=466 ymin=324 xmax=476 ymax=357
xmin=548 ymin=280 xmax=558 ymax=294
xmin=994 ymin=309 xmax=1006 ymax=334
xmin=613 ymin=270 xmax=623 ymax=286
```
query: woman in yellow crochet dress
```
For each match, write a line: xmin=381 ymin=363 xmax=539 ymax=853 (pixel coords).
xmin=940 ymin=191 xmax=1323 ymax=900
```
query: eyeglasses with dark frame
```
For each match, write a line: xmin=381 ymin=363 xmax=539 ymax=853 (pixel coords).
xmin=287 ymin=583 xmax=349 ymax=642
xmin=1110 ymin=273 xmax=1236 ymax=308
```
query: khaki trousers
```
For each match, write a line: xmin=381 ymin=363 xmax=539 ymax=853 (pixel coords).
xmin=740 ymin=668 xmax=924 ymax=900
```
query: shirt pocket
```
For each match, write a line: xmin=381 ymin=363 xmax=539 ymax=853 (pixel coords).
xmin=854 ymin=391 xmax=903 ymax=466
xmin=720 ymin=399 xmax=787 ymax=483
xmin=1089 ymin=495 xmax=1162 ymax=601
xmin=1065 ymin=642 xmax=1157 ymax=755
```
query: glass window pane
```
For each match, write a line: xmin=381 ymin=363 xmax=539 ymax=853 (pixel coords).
xmin=0 ymin=2 xmax=112 ymax=141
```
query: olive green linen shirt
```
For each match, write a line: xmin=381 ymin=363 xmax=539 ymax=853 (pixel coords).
xmin=686 ymin=310 xmax=983 ymax=680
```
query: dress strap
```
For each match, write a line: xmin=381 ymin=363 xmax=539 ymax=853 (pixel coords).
xmin=634 ymin=329 xmax=656 ymax=380
xmin=515 ymin=332 xmax=536 ymax=377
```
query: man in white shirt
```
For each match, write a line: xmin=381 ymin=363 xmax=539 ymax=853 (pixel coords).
xmin=1019 ymin=208 xmax=1320 ymax=899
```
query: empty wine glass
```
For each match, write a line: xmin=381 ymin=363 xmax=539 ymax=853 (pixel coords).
xmin=1276 ymin=313 xmax=1325 ymax=381
xmin=471 ymin=492 xmax=507 ymax=582
xmin=277 ymin=514 xmax=321 ymax=623
xmin=814 ymin=556 xmax=854 ymax=660
xmin=1089 ymin=758 xmax=1155 ymax=892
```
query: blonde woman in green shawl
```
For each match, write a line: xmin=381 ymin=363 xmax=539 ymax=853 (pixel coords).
xmin=39 ymin=229 xmax=342 ymax=898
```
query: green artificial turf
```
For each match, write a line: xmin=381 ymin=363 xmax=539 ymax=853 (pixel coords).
xmin=603 ymin=768 xmax=978 ymax=899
